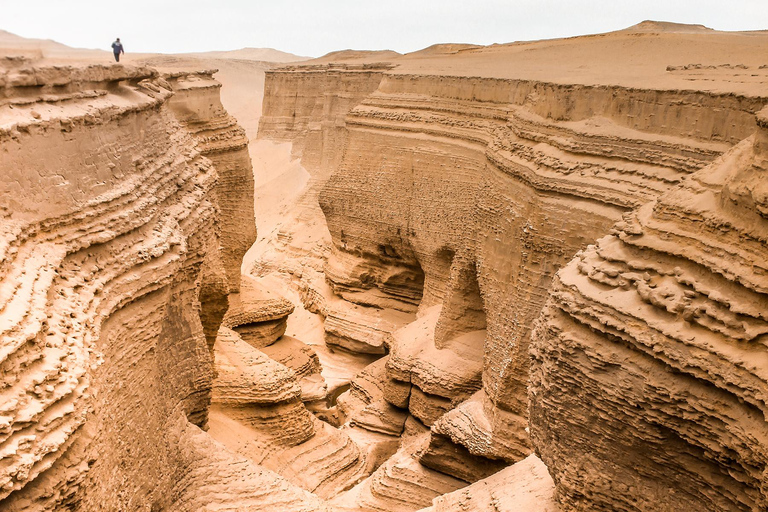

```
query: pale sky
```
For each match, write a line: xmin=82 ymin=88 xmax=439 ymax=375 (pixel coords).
xmin=1 ymin=0 xmax=767 ymax=58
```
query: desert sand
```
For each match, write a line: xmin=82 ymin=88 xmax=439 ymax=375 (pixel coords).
xmin=0 ymin=20 xmax=767 ymax=512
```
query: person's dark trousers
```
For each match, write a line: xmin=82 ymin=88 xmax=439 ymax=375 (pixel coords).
xmin=114 ymin=52 xmax=120 ymax=62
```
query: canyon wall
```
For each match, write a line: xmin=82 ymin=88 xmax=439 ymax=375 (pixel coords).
xmin=258 ymin=63 xmax=393 ymax=176
xmin=6 ymin=26 xmax=761 ymax=512
xmin=258 ymin=36 xmax=768 ymax=509
xmin=529 ymin=107 xmax=768 ymax=511
xmin=0 ymin=60 xmax=321 ymax=511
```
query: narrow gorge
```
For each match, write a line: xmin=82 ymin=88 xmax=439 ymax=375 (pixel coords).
xmin=1 ymin=22 xmax=767 ymax=512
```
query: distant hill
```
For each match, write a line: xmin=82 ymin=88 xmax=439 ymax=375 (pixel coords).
xmin=405 ymin=43 xmax=483 ymax=57
xmin=621 ymin=20 xmax=715 ymax=34
xmin=0 ymin=29 xmax=307 ymax=63
xmin=310 ymin=49 xmax=401 ymax=64
xmin=0 ymin=29 xmax=70 ymax=49
xmin=0 ymin=29 xmax=100 ymax=59
xmin=178 ymin=48 xmax=308 ymax=63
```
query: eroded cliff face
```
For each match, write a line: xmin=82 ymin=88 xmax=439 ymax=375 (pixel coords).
xmin=257 ymin=30 xmax=768 ymax=511
xmin=529 ymin=108 xmax=768 ymax=511
xmin=320 ymin=77 xmax=760 ymax=438
xmin=8 ymin=25 xmax=763 ymax=512
xmin=258 ymin=63 xmax=393 ymax=175
xmin=0 ymin=59 xmax=322 ymax=511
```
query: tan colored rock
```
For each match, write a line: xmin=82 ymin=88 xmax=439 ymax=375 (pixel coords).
xmin=419 ymin=454 xmax=559 ymax=512
xmin=165 ymin=70 xmax=256 ymax=294
xmin=331 ymin=428 xmax=466 ymax=512
xmin=431 ymin=390 xmax=529 ymax=462
xmin=416 ymin=432 xmax=507 ymax=483
xmin=325 ymin=298 xmax=414 ymax=354
xmin=344 ymin=424 xmax=402 ymax=475
xmin=382 ymin=306 xmax=484 ymax=427
xmin=223 ymin=274 xmax=295 ymax=348
xmin=7 ymin=22 xmax=768 ymax=512
xmin=210 ymin=404 xmax=367 ymax=500
xmin=212 ymin=327 xmax=315 ymax=445
xmin=0 ymin=60 xmax=261 ymax=511
xmin=258 ymin=63 xmax=394 ymax=177
xmin=351 ymin=398 xmax=409 ymax=436
xmin=261 ymin=335 xmax=327 ymax=401
xmin=211 ymin=328 xmax=367 ymax=499
xmin=261 ymin=335 xmax=322 ymax=377
xmin=337 ymin=357 xmax=390 ymax=421
xmin=164 ymin=410 xmax=331 ymax=512
xmin=529 ymin=108 xmax=768 ymax=511
xmin=261 ymin=29 xmax=768 ymax=478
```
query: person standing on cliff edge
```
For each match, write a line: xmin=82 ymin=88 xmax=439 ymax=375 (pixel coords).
xmin=111 ymin=38 xmax=124 ymax=62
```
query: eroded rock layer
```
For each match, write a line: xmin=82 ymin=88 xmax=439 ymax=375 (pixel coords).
xmin=260 ymin=55 xmax=767 ymax=468
xmin=258 ymin=30 xmax=768 ymax=510
xmin=419 ymin=454 xmax=558 ymax=512
xmin=0 ymin=61 xmax=324 ymax=511
xmin=258 ymin=63 xmax=394 ymax=176
xmin=529 ymin=108 xmax=768 ymax=511
xmin=164 ymin=70 xmax=256 ymax=294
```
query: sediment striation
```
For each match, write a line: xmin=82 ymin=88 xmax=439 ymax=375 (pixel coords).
xmin=4 ymin=23 xmax=768 ymax=512
xmin=0 ymin=59 xmax=321 ymax=511
xmin=529 ymin=107 xmax=768 ymax=510
xmin=418 ymin=454 xmax=558 ymax=512
xmin=258 ymin=27 xmax=768 ymax=510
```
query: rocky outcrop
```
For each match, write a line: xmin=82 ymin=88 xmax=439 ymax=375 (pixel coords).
xmin=163 ymin=410 xmax=330 ymax=512
xmin=262 ymin=64 xmax=760 ymax=442
xmin=258 ymin=63 xmax=395 ymax=176
xmin=386 ymin=306 xmax=485 ymax=427
xmin=318 ymin=75 xmax=757 ymax=458
xmin=164 ymin=69 xmax=256 ymax=294
xmin=338 ymin=356 xmax=408 ymax=436
xmin=261 ymin=335 xmax=327 ymax=401
xmin=163 ymin=69 xmax=257 ymax=350
xmin=331 ymin=423 xmax=466 ymax=512
xmin=529 ymin=107 xmax=768 ymax=511
xmin=212 ymin=327 xmax=315 ymax=444
xmin=258 ymin=30 xmax=768 ymax=510
xmin=223 ymin=273 xmax=295 ymax=347
xmin=418 ymin=454 xmax=558 ymax=512
xmin=254 ymin=62 xmax=419 ymax=365
xmin=210 ymin=327 xmax=368 ymax=499
xmin=0 ymin=60 xmax=330 ymax=511
xmin=324 ymin=298 xmax=415 ymax=354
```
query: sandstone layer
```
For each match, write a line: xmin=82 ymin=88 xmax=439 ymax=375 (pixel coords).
xmin=0 ymin=56 xmax=324 ymax=511
xmin=256 ymin=24 xmax=768 ymax=511
xmin=529 ymin=107 xmax=768 ymax=510
xmin=419 ymin=454 xmax=558 ymax=512
xmin=3 ymin=21 xmax=768 ymax=512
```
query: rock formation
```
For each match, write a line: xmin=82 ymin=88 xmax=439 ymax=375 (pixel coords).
xmin=418 ymin=454 xmax=558 ymax=512
xmin=529 ymin=107 xmax=768 ymax=510
xmin=256 ymin=24 xmax=768 ymax=511
xmin=224 ymin=274 xmax=296 ymax=347
xmin=3 ymin=21 xmax=768 ymax=512
xmin=0 ymin=57 xmax=322 ymax=511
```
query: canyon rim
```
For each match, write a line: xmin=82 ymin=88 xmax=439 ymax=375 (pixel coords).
xmin=1 ymin=19 xmax=768 ymax=512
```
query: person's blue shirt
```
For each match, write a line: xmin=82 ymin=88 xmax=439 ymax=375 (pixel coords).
xmin=111 ymin=39 xmax=124 ymax=62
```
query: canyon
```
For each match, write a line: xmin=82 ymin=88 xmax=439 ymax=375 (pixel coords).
xmin=1 ymin=21 xmax=768 ymax=511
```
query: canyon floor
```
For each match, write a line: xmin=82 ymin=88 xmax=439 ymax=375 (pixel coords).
xmin=1 ymin=21 xmax=768 ymax=512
